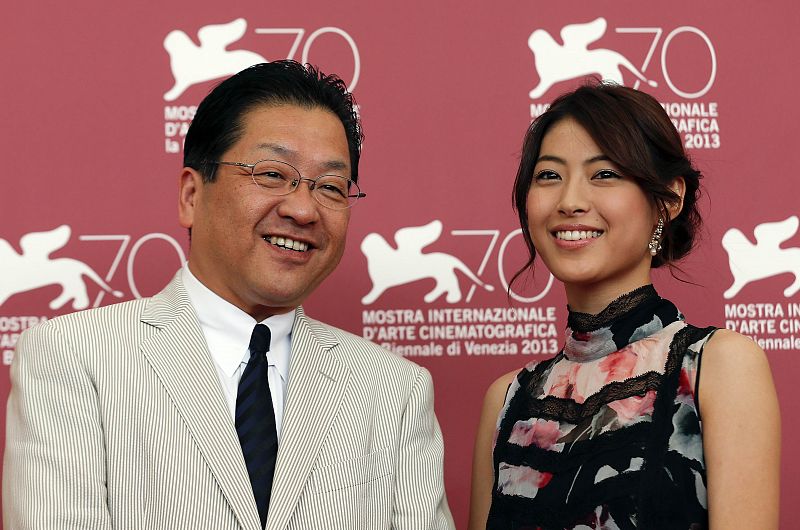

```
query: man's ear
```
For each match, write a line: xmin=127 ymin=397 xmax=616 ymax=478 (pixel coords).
xmin=178 ymin=168 xmax=204 ymax=229
xmin=667 ymin=177 xmax=686 ymax=220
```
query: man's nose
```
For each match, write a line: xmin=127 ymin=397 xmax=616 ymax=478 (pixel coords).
xmin=276 ymin=179 xmax=321 ymax=224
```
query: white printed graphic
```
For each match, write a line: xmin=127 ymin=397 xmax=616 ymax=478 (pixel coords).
xmin=162 ymin=22 xmax=361 ymax=154
xmin=722 ymin=216 xmax=800 ymax=299
xmin=361 ymin=220 xmax=495 ymax=305
xmin=0 ymin=226 xmax=123 ymax=310
xmin=164 ymin=18 xmax=267 ymax=102
xmin=528 ymin=17 xmax=657 ymax=99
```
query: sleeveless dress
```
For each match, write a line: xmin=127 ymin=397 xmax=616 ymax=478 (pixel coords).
xmin=488 ymin=285 xmax=716 ymax=530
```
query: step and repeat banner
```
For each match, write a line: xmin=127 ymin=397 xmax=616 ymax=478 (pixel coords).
xmin=2 ymin=1 xmax=797 ymax=527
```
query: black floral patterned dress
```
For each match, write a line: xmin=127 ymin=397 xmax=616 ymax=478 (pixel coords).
xmin=488 ymin=285 xmax=716 ymax=530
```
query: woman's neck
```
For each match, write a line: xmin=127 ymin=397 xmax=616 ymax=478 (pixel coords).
xmin=565 ymin=279 xmax=654 ymax=315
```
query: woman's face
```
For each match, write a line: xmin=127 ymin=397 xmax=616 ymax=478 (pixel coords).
xmin=526 ymin=118 xmax=657 ymax=299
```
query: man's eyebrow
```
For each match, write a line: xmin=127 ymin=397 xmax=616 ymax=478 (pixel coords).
xmin=321 ymin=159 xmax=349 ymax=172
xmin=255 ymin=142 xmax=294 ymax=157
xmin=255 ymin=142 xmax=349 ymax=172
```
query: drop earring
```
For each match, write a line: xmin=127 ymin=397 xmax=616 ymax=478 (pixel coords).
xmin=648 ymin=218 xmax=664 ymax=256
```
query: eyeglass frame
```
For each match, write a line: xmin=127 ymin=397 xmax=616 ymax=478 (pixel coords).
xmin=205 ymin=159 xmax=366 ymax=210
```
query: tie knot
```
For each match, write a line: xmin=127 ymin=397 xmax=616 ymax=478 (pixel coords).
xmin=249 ymin=324 xmax=271 ymax=358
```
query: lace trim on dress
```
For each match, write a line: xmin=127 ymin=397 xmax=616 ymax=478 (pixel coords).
xmin=568 ymin=284 xmax=659 ymax=332
xmin=520 ymin=364 xmax=665 ymax=423
xmin=564 ymin=285 xmax=680 ymax=362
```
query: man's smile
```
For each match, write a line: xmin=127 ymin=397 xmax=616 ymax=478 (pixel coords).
xmin=263 ymin=234 xmax=311 ymax=252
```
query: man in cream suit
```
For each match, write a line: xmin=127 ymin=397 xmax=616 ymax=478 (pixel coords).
xmin=4 ymin=61 xmax=454 ymax=529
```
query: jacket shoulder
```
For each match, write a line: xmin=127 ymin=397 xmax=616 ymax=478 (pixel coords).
xmin=16 ymin=298 xmax=157 ymax=363
xmin=305 ymin=317 xmax=426 ymax=377
xmin=29 ymin=297 xmax=150 ymax=333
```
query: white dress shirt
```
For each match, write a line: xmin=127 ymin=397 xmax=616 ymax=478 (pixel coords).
xmin=181 ymin=264 xmax=293 ymax=437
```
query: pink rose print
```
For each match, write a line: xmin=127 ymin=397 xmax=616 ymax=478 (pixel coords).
xmin=509 ymin=418 xmax=563 ymax=450
xmin=607 ymin=390 xmax=657 ymax=425
xmin=498 ymin=463 xmax=554 ymax=498
xmin=546 ymin=363 xmax=583 ymax=401
xmin=598 ymin=346 xmax=639 ymax=380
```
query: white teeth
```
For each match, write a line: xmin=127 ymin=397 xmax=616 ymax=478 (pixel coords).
xmin=264 ymin=235 xmax=309 ymax=252
xmin=555 ymin=230 xmax=602 ymax=241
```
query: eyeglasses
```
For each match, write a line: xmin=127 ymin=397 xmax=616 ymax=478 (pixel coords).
xmin=208 ymin=159 xmax=366 ymax=210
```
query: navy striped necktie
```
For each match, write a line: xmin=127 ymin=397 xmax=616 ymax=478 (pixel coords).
xmin=236 ymin=324 xmax=278 ymax=528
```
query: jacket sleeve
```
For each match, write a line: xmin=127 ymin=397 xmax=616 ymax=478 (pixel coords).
xmin=3 ymin=321 xmax=113 ymax=529
xmin=392 ymin=366 xmax=455 ymax=530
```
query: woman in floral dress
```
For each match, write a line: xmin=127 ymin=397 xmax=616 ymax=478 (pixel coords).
xmin=468 ymin=83 xmax=780 ymax=530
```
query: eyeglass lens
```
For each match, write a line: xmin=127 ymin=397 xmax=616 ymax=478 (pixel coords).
xmin=251 ymin=160 xmax=361 ymax=209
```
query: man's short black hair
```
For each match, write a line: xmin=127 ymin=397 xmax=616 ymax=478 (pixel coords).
xmin=184 ymin=60 xmax=363 ymax=183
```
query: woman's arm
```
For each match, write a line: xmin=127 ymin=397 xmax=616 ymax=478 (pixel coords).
xmin=468 ymin=370 xmax=518 ymax=530
xmin=699 ymin=329 xmax=781 ymax=530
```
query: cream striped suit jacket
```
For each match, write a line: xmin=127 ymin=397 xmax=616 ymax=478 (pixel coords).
xmin=3 ymin=273 xmax=454 ymax=529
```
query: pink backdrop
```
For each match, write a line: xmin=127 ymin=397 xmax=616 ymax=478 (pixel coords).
xmin=2 ymin=2 xmax=798 ymax=527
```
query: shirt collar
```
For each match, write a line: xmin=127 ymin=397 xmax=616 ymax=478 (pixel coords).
xmin=181 ymin=264 xmax=294 ymax=381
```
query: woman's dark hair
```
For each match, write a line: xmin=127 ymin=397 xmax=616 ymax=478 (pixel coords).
xmin=511 ymin=81 xmax=703 ymax=287
xmin=184 ymin=60 xmax=363 ymax=183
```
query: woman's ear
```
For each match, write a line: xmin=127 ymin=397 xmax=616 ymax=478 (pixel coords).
xmin=668 ymin=177 xmax=686 ymax=220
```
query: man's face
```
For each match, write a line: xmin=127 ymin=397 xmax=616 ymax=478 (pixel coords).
xmin=179 ymin=103 xmax=352 ymax=319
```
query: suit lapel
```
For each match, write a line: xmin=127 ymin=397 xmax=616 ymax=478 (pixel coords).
xmin=139 ymin=274 xmax=261 ymax=530
xmin=266 ymin=307 xmax=351 ymax=530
